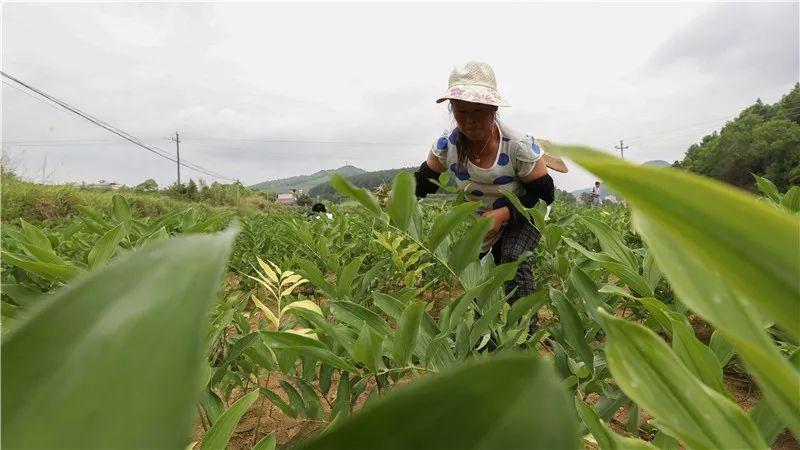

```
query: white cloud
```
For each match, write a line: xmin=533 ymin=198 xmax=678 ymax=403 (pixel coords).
xmin=2 ymin=2 xmax=796 ymax=192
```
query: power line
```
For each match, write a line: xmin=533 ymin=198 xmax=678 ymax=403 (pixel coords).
xmin=0 ymin=71 xmax=236 ymax=182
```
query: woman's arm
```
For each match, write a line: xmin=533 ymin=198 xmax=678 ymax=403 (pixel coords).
xmin=414 ymin=151 xmax=445 ymax=198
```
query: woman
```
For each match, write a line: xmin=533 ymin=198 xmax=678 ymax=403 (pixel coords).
xmin=414 ymin=61 xmax=566 ymax=319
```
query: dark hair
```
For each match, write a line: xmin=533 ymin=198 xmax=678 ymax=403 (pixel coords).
xmin=311 ymin=203 xmax=326 ymax=213
xmin=595 ymin=181 xmax=601 ymax=185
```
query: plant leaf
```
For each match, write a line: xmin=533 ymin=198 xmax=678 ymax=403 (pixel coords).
xmin=200 ymin=390 xmax=258 ymax=450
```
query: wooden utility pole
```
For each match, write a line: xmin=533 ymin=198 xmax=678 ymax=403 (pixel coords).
xmin=615 ymin=140 xmax=629 ymax=160
xmin=169 ymin=131 xmax=181 ymax=187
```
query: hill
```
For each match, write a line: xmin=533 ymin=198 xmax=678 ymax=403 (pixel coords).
xmin=642 ymin=160 xmax=671 ymax=168
xmin=674 ymin=83 xmax=800 ymax=191
xmin=309 ymin=167 xmax=415 ymax=199
xmin=250 ymin=165 xmax=365 ymax=193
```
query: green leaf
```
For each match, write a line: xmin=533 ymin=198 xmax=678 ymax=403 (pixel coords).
xmin=331 ymin=301 xmax=393 ymax=337
xmin=507 ymin=290 xmax=548 ymax=327
xmin=112 ymin=194 xmax=132 ymax=228
xmin=337 ymin=256 xmax=365 ymax=298
xmin=87 ymin=223 xmax=128 ymax=268
xmin=670 ymin=318 xmax=731 ymax=398
xmin=393 ymin=301 xmax=424 ymax=366
xmin=781 ymin=186 xmax=800 ymax=212
xmin=550 ymin=289 xmax=594 ymax=371
xmin=448 ymin=217 xmax=492 ymax=276
xmin=753 ymin=174 xmax=781 ymax=203
xmin=260 ymin=388 xmax=297 ymax=419
xmin=296 ymin=378 xmax=325 ymax=420
xmin=252 ymin=432 xmax=277 ymax=450
xmin=280 ymin=381 xmax=308 ymax=418
xmin=579 ymin=216 xmax=639 ymax=271
xmin=372 ymin=292 xmax=405 ymax=322
xmin=295 ymin=258 xmax=338 ymax=298
xmin=563 ymin=238 xmax=653 ymax=297
xmin=709 ymin=330 xmax=736 ymax=368
xmin=387 ymin=172 xmax=417 ymax=232
xmin=553 ymin=144 xmax=800 ymax=434
xmin=211 ymin=332 xmax=261 ymax=385
xmin=599 ymin=310 xmax=767 ymax=450
xmin=200 ymin=390 xmax=258 ymax=450
xmin=575 ymin=398 xmax=657 ymax=450
xmin=2 ymin=229 xmax=236 ymax=449
xmin=1 ymin=251 xmax=82 ymax=283
xmin=330 ymin=173 xmax=383 ymax=217
xmin=426 ymin=202 xmax=481 ymax=251
xmin=261 ymin=331 xmax=357 ymax=372
xmin=749 ymin=348 xmax=800 ymax=445
xmin=298 ymin=353 xmax=578 ymax=450
xmin=568 ymin=266 xmax=609 ymax=322
xmin=354 ymin=324 xmax=385 ymax=374
xmin=19 ymin=219 xmax=52 ymax=249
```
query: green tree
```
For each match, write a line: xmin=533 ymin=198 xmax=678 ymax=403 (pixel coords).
xmin=134 ymin=179 xmax=158 ymax=193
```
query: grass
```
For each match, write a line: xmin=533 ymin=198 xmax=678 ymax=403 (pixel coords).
xmin=0 ymin=172 xmax=290 ymax=223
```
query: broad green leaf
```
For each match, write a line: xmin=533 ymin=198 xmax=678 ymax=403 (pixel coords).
xmin=280 ymin=381 xmax=307 ymax=417
xmin=337 ymin=256 xmax=365 ymax=297
xmin=295 ymin=258 xmax=338 ymax=298
xmin=709 ymin=330 xmax=735 ymax=368
xmin=563 ymin=238 xmax=653 ymax=297
xmin=1 ymin=251 xmax=82 ymax=282
xmin=296 ymin=378 xmax=325 ymax=420
xmin=753 ymin=174 xmax=781 ymax=203
xmin=393 ymin=301 xmax=424 ymax=366
xmin=448 ymin=217 xmax=492 ymax=276
xmin=575 ymin=398 xmax=657 ymax=450
xmin=330 ymin=173 xmax=383 ymax=216
xmin=568 ymin=266 xmax=609 ymax=322
xmin=554 ymin=144 xmax=800 ymax=434
xmin=372 ymin=292 xmax=405 ymax=321
xmin=579 ymin=216 xmax=639 ymax=271
xmin=781 ymin=186 xmax=800 ymax=212
xmin=211 ymin=332 xmax=261 ymax=385
xmin=200 ymin=390 xmax=258 ymax=450
xmin=507 ymin=290 xmax=548 ymax=327
xmin=426 ymin=202 xmax=481 ymax=251
xmin=87 ymin=223 xmax=127 ymax=268
xmin=332 ymin=372 xmax=352 ymax=418
xmin=551 ymin=144 xmax=799 ymax=339
xmin=331 ymin=301 xmax=393 ymax=337
xmin=112 ymin=194 xmax=132 ymax=228
xmin=550 ymin=289 xmax=594 ymax=371
xmin=298 ymin=353 xmax=578 ymax=450
xmin=354 ymin=324 xmax=385 ymax=374
xmin=2 ymin=229 xmax=236 ymax=449
xmin=387 ymin=172 xmax=416 ymax=232
xmin=19 ymin=219 xmax=52 ymax=249
xmin=260 ymin=388 xmax=297 ymax=419
xmin=599 ymin=310 xmax=767 ymax=450
xmin=261 ymin=331 xmax=357 ymax=372
xmin=669 ymin=318 xmax=731 ymax=399
xmin=252 ymin=432 xmax=277 ymax=450
xmin=749 ymin=348 xmax=800 ymax=445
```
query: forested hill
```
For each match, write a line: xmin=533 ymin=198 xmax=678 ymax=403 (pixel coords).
xmin=309 ymin=167 xmax=416 ymax=198
xmin=250 ymin=165 xmax=365 ymax=193
xmin=674 ymin=83 xmax=800 ymax=191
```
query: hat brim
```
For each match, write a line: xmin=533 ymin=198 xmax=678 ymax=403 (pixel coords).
xmin=436 ymin=84 xmax=510 ymax=107
xmin=543 ymin=153 xmax=569 ymax=173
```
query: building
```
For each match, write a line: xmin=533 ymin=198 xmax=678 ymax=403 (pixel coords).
xmin=276 ymin=193 xmax=296 ymax=205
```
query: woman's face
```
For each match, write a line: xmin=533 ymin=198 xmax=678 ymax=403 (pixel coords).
xmin=451 ymin=100 xmax=496 ymax=141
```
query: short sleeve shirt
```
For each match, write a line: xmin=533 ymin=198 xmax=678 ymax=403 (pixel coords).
xmin=430 ymin=120 xmax=543 ymax=250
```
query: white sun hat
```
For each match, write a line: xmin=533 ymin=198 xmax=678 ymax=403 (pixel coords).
xmin=436 ymin=61 xmax=511 ymax=107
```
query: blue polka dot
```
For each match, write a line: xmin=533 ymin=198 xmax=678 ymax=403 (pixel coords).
xmin=456 ymin=170 xmax=470 ymax=181
xmin=449 ymin=129 xmax=459 ymax=145
xmin=497 ymin=153 xmax=510 ymax=166
xmin=532 ymin=142 xmax=542 ymax=156
xmin=436 ymin=137 xmax=448 ymax=150
xmin=471 ymin=190 xmax=484 ymax=197
xmin=493 ymin=198 xmax=508 ymax=209
xmin=501 ymin=136 xmax=510 ymax=142
xmin=493 ymin=176 xmax=514 ymax=185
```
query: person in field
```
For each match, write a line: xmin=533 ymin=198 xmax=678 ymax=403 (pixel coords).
xmin=414 ymin=61 xmax=567 ymax=328
xmin=590 ymin=181 xmax=602 ymax=206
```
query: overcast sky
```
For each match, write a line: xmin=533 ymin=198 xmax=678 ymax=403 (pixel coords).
xmin=2 ymin=2 xmax=798 ymax=192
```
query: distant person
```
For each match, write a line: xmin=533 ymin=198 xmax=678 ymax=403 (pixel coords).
xmin=590 ymin=181 xmax=602 ymax=206
xmin=311 ymin=202 xmax=333 ymax=220
xmin=413 ymin=61 xmax=568 ymax=330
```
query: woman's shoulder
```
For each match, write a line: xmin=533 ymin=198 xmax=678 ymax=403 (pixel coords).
xmin=498 ymin=121 xmax=535 ymax=152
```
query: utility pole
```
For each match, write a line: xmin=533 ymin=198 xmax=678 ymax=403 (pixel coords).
xmin=41 ymin=154 xmax=47 ymax=184
xmin=615 ymin=140 xmax=629 ymax=160
xmin=168 ymin=131 xmax=181 ymax=188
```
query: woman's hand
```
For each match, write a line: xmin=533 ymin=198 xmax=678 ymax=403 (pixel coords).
xmin=483 ymin=206 xmax=511 ymax=237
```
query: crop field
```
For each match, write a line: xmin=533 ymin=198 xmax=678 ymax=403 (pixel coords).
xmin=2 ymin=146 xmax=799 ymax=450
